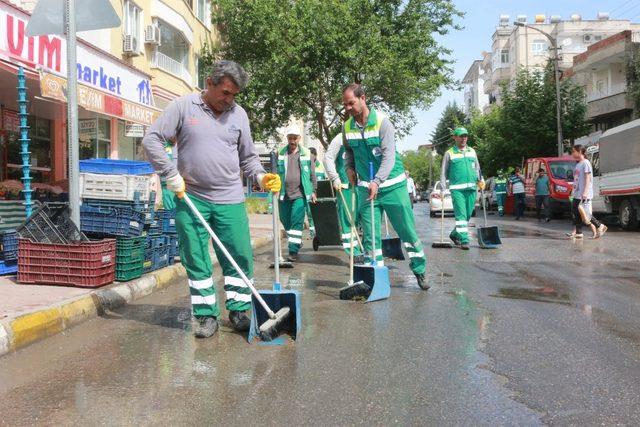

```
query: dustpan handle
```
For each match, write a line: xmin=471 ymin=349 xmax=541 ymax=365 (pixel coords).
xmin=272 ymin=191 xmax=281 ymax=289
xmin=181 ymin=192 xmax=276 ymax=319
xmin=369 ymin=162 xmax=376 ymax=266
xmin=481 ymin=188 xmax=488 ymax=227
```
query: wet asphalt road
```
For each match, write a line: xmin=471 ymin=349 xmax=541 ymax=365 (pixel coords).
xmin=1 ymin=207 xmax=639 ymax=426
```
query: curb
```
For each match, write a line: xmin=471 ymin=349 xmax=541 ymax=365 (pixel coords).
xmin=0 ymin=235 xmax=271 ymax=357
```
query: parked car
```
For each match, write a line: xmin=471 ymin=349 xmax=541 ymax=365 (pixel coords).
xmin=524 ymin=157 xmax=576 ymax=216
xmin=429 ymin=180 xmax=456 ymax=217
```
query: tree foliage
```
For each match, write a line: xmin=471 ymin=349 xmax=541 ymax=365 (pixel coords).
xmin=207 ymin=0 xmax=461 ymax=147
xmin=402 ymin=150 xmax=441 ymax=190
xmin=429 ymin=101 xmax=467 ymax=155
xmin=626 ymin=45 xmax=640 ymax=117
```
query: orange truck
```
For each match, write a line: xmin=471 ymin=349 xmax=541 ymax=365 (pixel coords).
xmin=524 ymin=156 xmax=576 ymax=217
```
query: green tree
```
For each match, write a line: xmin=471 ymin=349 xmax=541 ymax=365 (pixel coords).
xmin=208 ymin=0 xmax=461 ymax=147
xmin=430 ymin=101 xmax=467 ymax=155
xmin=402 ymin=149 xmax=441 ymax=190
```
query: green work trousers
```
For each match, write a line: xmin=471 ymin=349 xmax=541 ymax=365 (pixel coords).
xmin=337 ymin=187 xmax=362 ymax=256
xmin=357 ymin=185 xmax=425 ymax=275
xmin=496 ymin=192 xmax=506 ymax=216
xmin=450 ymin=189 xmax=476 ymax=244
xmin=175 ymin=193 xmax=253 ymax=318
xmin=279 ymin=197 xmax=306 ymax=255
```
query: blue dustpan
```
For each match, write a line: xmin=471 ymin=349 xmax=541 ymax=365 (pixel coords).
xmin=353 ymin=264 xmax=391 ymax=303
xmin=352 ymin=161 xmax=391 ymax=303
xmin=248 ymin=288 xmax=301 ymax=344
xmin=248 ymin=190 xmax=301 ymax=344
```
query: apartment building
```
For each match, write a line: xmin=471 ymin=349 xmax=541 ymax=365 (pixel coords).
xmin=462 ymin=59 xmax=489 ymax=115
xmin=566 ymin=30 xmax=639 ymax=132
xmin=478 ymin=13 xmax=639 ymax=113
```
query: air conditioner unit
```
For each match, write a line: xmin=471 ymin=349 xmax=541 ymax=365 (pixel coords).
xmin=144 ymin=25 xmax=161 ymax=46
xmin=123 ymin=34 xmax=139 ymax=56
xmin=583 ymin=34 xmax=593 ymax=43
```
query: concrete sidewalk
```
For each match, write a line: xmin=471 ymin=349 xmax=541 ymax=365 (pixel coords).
xmin=0 ymin=214 xmax=273 ymax=357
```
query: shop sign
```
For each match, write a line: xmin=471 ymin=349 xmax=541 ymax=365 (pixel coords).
xmin=0 ymin=2 xmax=155 ymax=107
xmin=79 ymin=118 xmax=97 ymax=141
xmin=125 ymin=123 xmax=145 ymax=138
xmin=2 ymin=109 xmax=19 ymax=132
xmin=40 ymin=71 xmax=159 ymax=126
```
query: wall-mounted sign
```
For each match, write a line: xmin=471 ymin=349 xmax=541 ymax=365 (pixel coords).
xmin=125 ymin=123 xmax=145 ymax=138
xmin=0 ymin=2 xmax=155 ymax=107
xmin=40 ymin=71 xmax=160 ymax=126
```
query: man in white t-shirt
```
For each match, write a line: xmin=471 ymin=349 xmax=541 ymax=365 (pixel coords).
xmin=406 ymin=171 xmax=417 ymax=206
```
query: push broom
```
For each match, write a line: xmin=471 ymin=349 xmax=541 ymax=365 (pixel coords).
xmin=180 ymin=192 xmax=291 ymax=341
xmin=337 ymin=188 xmax=370 ymax=300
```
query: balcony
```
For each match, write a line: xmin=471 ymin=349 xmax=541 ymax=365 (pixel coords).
xmin=587 ymin=85 xmax=633 ymax=119
xmin=586 ymin=83 xmax=627 ymax=102
xmin=152 ymin=51 xmax=192 ymax=84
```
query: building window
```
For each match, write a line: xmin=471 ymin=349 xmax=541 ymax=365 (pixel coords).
xmin=195 ymin=56 xmax=207 ymax=89
xmin=500 ymin=49 xmax=509 ymax=64
xmin=532 ymin=39 xmax=547 ymax=56
xmin=123 ymin=1 xmax=141 ymax=38
xmin=156 ymin=20 xmax=191 ymax=80
xmin=196 ymin=0 xmax=208 ymax=22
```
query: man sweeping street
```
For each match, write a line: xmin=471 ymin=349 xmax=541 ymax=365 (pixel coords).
xmin=441 ymin=127 xmax=484 ymax=250
xmin=143 ymin=60 xmax=281 ymax=338
xmin=324 ymin=133 xmax=363 ymax=258
xmin=277 ymin=128 xmax=317 ymax=262
xmin=338 ymin=83 xmax=427 ymax=290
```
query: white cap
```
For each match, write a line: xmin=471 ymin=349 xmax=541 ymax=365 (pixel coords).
xmin=285 ymin=127 xmax=301 ymax=137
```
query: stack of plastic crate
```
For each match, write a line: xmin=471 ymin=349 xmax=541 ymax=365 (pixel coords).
xmin=154 ymin=208 xmax=178 ymax=262
xmin=115 ymin=236 xmax=145 ymax=282
xmin=0 ymin=229 xmax=18 ymax=275
xmin=79 ymin=159 xmax=157 ymax=239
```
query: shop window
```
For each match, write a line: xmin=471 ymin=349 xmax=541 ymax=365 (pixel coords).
xmin=117 ymin=121 xmax=145 ymax=160
xmin=79 ymin=118 xmax=111 ymax=160
xmin=5 ymin=116 xmax=52 ymax=183
xmin=124 ymin=1 xmax=142 ymax=39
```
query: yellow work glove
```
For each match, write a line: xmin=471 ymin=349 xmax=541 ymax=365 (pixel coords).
xmin=166 ymin=173 xmax=186 ymax=198
xmin=478 ymin=180 xmax=485 ymax=191
xmin=262 ymin=173 xmax=281 ymax=193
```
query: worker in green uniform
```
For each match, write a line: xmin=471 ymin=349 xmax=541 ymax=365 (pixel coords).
xmin=324 ymin=133 xmax=363 ymax=257
xmin=277 ymin=128 xmax=317 ymax=262
xmin=336 ymin=83 xmax=427 ymax=290
xmin=143 ymin=60 xmax=281 ymax=338
xmin=494 ymin=170 xmax=507 ymax=216
xmin=441 ymin=127 xmax=485 ymax=250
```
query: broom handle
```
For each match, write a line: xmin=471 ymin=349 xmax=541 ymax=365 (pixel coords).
xmin=369 ymin=162 xmax=376 ymax=265
xmin=384 ymin=212 xmax=390 ymax=237
xmin=440 ymin=190 xmax=445 ymax=242
xmin=181 ymin=193 xmax=276 ymax=319
xmin=349 ymin=190 xmax=355 ymax=284
xmin=481 ymin=188 xmax=488 ymax=227
xmin=272 ymin=191 xmax=280 ymax=288
xmin=337 ymin=188 xmax=364 ymax=252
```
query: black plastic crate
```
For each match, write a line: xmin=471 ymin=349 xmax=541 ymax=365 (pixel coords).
xmin=17 ymin=203 xmax=88 ymax=244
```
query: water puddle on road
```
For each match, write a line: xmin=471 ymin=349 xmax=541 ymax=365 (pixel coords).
xmin=499 ymin=229 xmax=566 ymax=241
xmin=490 ymin=286 xmax=571 ymax=305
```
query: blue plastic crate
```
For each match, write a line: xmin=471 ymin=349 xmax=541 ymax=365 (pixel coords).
xmin=0 ymin=230 xmax=18 ymax=261
xmin=168 ymin=235 xmax=179 ymax=258
xmin=0 ymin=259 xmax=17 ymax=275
xmin=83 ymin=192 xmax=155 ymax=225
xmin=80 ymin=205 xmax=144 ymax=237
xmin=145 ymin=234 xmax=169 ymax=250
xmin=155 ymin=209 xmax=177 ymax=234
xmin=79 ymin=159 xmax=155 ymax=175
xmin=143 ymin=245 xmax=170 ymax=273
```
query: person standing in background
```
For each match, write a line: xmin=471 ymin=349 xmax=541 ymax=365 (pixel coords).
xmin=509 ymin=167 xmax=526 ymax=220
xmin=534 ymin=168 xmax=551 ymax=222
xmin=406 ymin=171 xmax=417 ymax=207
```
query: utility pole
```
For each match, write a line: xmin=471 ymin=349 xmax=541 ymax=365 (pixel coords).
xmin=514 ymin=21 xmax=564 ymax=156
xmin=65 ymin=0 xmax=80 ymax=226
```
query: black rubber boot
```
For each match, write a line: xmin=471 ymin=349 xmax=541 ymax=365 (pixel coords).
xmin=194 ymin=316 xmax=218 ymax=338
xmin=229 ymin=310 xmax=251 ymax=332
xmin=415 ymin=273 xmax=430 ymax=290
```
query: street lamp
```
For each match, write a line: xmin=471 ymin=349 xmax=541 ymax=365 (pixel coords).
xmin=514 ymin=21 xmax=564 ymax=157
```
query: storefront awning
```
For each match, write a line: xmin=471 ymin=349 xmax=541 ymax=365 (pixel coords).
xmin=39 ymin=71 xmax=160 ymax=126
